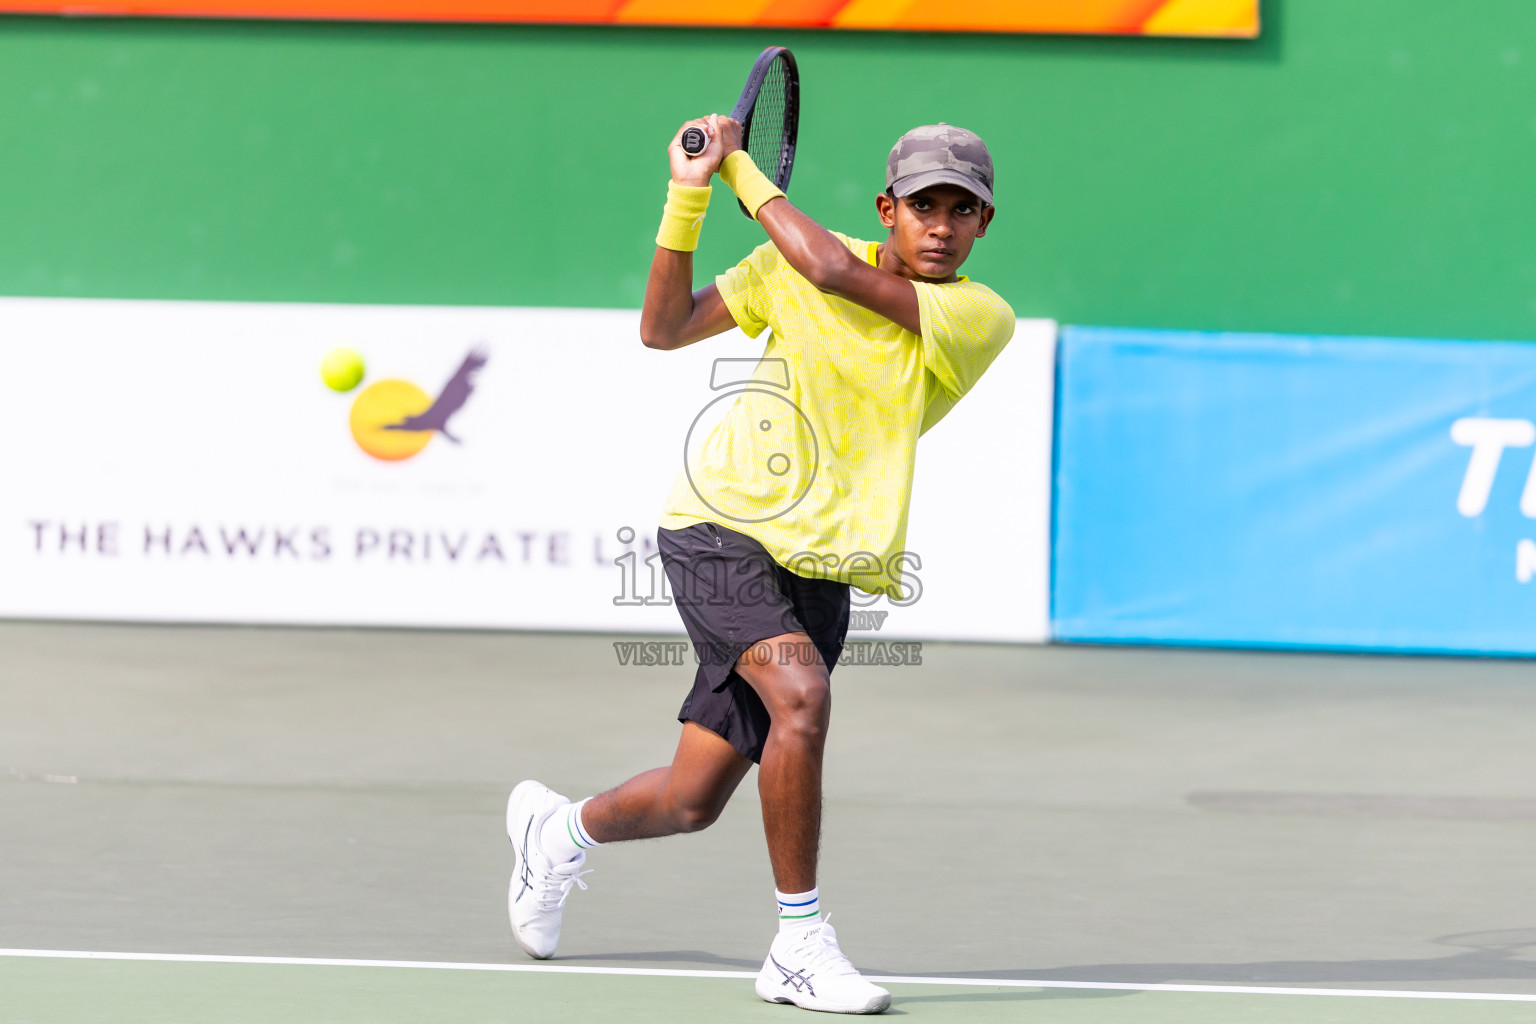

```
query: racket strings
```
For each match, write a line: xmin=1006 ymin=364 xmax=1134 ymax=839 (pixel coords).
xmin=746 ymin=58 xmax=790 ymax=188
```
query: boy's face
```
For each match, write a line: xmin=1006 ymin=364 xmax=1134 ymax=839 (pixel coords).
xmin=877 ymin=184 xmax=994 ymax=282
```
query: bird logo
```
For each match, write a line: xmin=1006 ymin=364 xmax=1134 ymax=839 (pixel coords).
xmin=326 ymin=346 xmax=489 ymax=462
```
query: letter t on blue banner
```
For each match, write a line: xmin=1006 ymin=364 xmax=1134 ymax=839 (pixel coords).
xmin=1052 ymin=327 xmax=1536 ymax=655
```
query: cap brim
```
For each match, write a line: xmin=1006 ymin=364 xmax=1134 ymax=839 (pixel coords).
xmin=890 ymin=168 xmax=993 ymax=206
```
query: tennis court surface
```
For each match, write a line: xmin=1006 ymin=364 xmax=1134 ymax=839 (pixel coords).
xmin=5 ymin=621 xmax=1536 ymax=1022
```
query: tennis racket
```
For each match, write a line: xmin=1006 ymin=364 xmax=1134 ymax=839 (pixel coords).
xmin=680 ymin=46 xmax=799 ymax=219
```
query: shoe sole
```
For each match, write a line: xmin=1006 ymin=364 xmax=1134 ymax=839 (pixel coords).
xmin=756 ymin=978 xmax=892 ymax=1014
xmin=507 ymin=781 xmax=554 ymax=960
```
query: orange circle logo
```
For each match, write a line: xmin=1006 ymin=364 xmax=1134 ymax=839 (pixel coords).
xmin=349 ymin=379 xmax=435 ymax=461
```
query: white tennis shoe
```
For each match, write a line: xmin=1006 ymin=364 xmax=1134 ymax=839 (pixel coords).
xmin=755 ymin=918 xmax=891 ymax=1014
xmin=506 ymin=780 xmax=591 ymax=960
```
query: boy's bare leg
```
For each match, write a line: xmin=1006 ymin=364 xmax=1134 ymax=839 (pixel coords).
xmin=581 ymin=721 xmax=753 ymax=842
xmin=726 ymin=632 xmax=887 ymax=1013
xmin=580 ymin=631 xmax=830 ymax=890
xmin=732 ymin=633 xmax=830 ymax=895
xmin=509 ymin=722 xmax=749 ymax=959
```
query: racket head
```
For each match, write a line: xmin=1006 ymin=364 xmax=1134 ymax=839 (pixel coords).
xmin=730 ymin=47 xmax=799 ymax=218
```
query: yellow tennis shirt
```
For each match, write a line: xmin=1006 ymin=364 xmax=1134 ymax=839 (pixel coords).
xmin=659 ymin=233 xmax=1016 ymax=596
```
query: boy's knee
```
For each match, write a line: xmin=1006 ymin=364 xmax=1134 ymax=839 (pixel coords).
xmin=777 ymin=674 xmax=831 ymax=730
xmin=669 ymin=796 xmax=722 ymax=833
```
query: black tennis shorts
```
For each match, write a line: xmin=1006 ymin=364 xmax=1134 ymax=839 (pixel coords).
xmin=657 ymin=522 xmax=851 ymax=764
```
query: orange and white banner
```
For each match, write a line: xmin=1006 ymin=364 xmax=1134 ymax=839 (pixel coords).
xmin=0 ymin=0 xmax=1259 ymax=36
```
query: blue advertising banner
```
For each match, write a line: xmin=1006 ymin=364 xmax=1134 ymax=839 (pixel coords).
xmin=1053 ymin=327 xmax=1536 ymax=655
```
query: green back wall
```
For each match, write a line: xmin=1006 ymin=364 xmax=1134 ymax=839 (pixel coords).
xmin=3 ymin=0 xmax=1535 ymax=341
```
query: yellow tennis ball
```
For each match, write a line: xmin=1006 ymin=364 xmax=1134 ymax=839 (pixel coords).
xmin=321 ymin=348 xmax=366 ymax=392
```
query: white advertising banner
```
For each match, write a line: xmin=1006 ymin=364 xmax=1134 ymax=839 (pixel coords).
xmin=0 ymin=298 xmax=1054 ymax=642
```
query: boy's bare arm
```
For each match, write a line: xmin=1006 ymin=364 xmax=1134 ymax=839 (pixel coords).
xmin=753 ymin=198 xmax=921 ymax=335
xmin=694 ymin=115 xmax=921 ymax=335
xmin=639 ymin=119 xmax=742 ymax=351
xmin=639 ymin=264 xmax=735 ymax=351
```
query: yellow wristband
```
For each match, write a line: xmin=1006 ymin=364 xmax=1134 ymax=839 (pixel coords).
xmin=656 ymin=181 xmax=711 ymax=252
xmin=720 ymin=151 xmax=786 ymax=221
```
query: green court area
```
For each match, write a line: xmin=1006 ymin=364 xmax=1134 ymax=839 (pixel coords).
xmin=6 ymin=622 xmax=1536 ymax=1022
xmin=4 ymin=957 xmax=1535 ymax=1024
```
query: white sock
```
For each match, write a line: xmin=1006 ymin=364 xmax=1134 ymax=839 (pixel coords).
xmin=539 ymin=797 xmax=601 ymax=864
xmin=776 ymin=887 xmax=821 ymax=932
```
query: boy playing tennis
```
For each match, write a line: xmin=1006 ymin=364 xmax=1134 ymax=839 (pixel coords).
xmin=507 ymin=117 xmax=1014 ymax=1015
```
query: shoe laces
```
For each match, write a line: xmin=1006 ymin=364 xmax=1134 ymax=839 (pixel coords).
xmin=783 ymin=917 xmax=859 ymax=979
xmin=534 ymin=857 xmax=592 ymax=912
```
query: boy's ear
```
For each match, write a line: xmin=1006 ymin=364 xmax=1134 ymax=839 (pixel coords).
xmin=876 ymin=192 xmax=897 ymax=230
xmin=975 ymin=205 xmax=996 ymax=238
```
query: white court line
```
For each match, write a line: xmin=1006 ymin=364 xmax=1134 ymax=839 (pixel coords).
xmin=3 ymin=948 xmax=1535 ymax=1002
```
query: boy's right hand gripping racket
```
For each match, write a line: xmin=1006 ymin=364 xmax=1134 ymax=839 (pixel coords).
xmin=680 ymin=46 xmax=799 ymax=219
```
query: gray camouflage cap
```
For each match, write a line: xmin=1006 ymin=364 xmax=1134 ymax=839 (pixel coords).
xmin=886 ymin=123 xmax=994 ymax=206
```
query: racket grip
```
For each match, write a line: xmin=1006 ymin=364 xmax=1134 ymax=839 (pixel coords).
xmin=680 ymin=126 xmax=709 ymax=157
